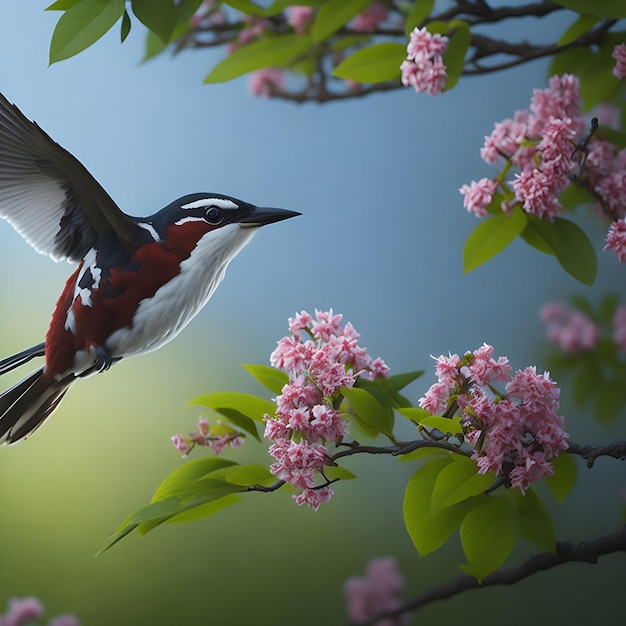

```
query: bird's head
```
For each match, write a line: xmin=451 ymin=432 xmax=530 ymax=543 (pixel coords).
xmin=143 ymin=193 xmax=300 ymax=258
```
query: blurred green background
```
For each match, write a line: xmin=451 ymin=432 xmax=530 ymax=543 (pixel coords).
xmin=0 ymin=2 xmax=624 ymax=625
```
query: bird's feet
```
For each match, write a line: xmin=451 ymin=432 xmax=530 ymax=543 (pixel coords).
xmin=80 ymin=344 xmax=119 ymax=377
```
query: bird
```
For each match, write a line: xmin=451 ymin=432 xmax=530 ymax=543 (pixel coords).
xmin=0 ymin=92 xmax=299 ymax=444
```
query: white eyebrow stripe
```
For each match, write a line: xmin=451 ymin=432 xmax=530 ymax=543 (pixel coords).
xmin=181 ymin=198 xmax=239 ymax=210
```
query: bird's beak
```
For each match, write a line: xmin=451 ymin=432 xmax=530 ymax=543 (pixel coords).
xmin=238 ymin=206 xmax=301 ymax=228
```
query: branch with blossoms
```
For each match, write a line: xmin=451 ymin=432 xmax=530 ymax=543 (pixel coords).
xmin=344 ymin=525 xmax=626 ymax=626
xmin=47 ymin=2 xmax=624 ymax=103
xmin=101 ymin=309 xmax=625 ymax=593
xmin=461 ymin=70 xmax=626 ymax=285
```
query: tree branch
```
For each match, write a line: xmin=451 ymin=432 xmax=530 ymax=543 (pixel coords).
xmin=567 ymin=440 xmax=626 ymax=468
xmin=348 ymin=525 xmax=626 ymax=626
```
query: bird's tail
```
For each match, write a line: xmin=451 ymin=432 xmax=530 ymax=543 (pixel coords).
xmin=0 ymin=368 xmax=74 ymax=443
xmin=0 ymin=343 xmax=45 ymax=375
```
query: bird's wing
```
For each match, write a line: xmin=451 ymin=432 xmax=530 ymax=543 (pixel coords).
xmin=0 ymin=93 xmax=138 ymax=262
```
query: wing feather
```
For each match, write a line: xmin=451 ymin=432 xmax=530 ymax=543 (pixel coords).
xmin=0 ymin=93 xmax=138 ymax=262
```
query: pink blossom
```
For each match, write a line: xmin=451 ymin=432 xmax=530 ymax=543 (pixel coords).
xmin=604 ymin=219 xmax=626 ymax=262
xmin=467 ymin=343 xmax=511 ymax=385
xmin=401 ymin=27 xmax=448 ymax=96
xmin=288 ymin=310 xmax=313 ymax=333
xmin=528 ymin=74 xmax=584 ymax=138
xmin=248 ymin=68 xmax=283 ymax=97
xmin=421 ymin=345 xmax=567 ymax=493
xmin=265 ymin=309 xmax=388 ymax=508
xmin=541 ymin=301 xmax=599 ymax=353
xmin=344 ymin=558 xmax=407 ymax=625
xmin=418 ymin=380 xmax=451 ymax=415
xmin=269 ymin=439 xmax=326 ymax=488
xmin=286 ymin=6 xmax=314 ymax=34
xmin=459 ymin=178 xmax=498 ymax=218
xmin=611 ymin=43 xmax=626 ymax=80
xmin=480 ymin=118 xmax=527 ymax=164
xmin=171 ymin=434 xmax=191 ymax=456
xmin=612 ymin=304 xmax=626 ymax=352
xmin=512 ymin=167 xmax=563 ymax=220
xmin=0 ymin=597 xmax=45 ymax=626
xmin=311 ymin=308 xmax=344 ymax=341
xmin=352 ymin=3 xmax=388 ymax=33
xmin=293 ymin=486 xmax=334 ymax=510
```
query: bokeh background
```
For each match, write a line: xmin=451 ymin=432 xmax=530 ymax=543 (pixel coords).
xmin=0 ymin=2 xmax=624 ymax=624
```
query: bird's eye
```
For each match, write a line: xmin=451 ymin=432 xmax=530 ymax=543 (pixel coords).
xmin=205 ymin=207 xmax=224 ymax=225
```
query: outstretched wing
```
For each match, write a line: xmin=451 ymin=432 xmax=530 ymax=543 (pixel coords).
xmin=0 ymin=93 xmax=138 ymax=262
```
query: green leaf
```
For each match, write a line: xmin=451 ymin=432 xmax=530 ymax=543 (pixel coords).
xmin=508 ymin=488 xmax=556 ymax=553
xmin=358 ymin=371 xmax=423 ymax=410
xmin=404 ymin=457 xmax=476 ymax=556
xmin=242 ymin=363 xmax=289 ymax=395
xmin=557 ymin=14 xmax=601 ymax=46
xmin=151 ymin=457 xmax=239 ymax=502
xmin=418 ymin=415 xmax=464 ymax=437
xmin=312 ymin=0 xmax=373 ymax=41
xmin=545 ymin=453 xmax=578 ymax=502
xmin=342 ymin=386 xmax=394 ymax=434
xmin=404 ymin=0 xmax=436 ymax=37
xmin=204 ymin=34 xmax=312 ymax=83
xmin=120 ymin=9 xmax=131 ymax=42
xmin=550 ymin=0 xmax=626 ymax=18
xmin=523 ymin=216 xmax=597 ymax=286
xmin=520 ymin=221 xmax=555 ymax=255
xmin=431 ymin=456 xmax=494 ymax=511
xmin=49 ymin=0 xmax=125 ymax=63
xmin=333 ymin=43 xmax=406 ymax=83
xmin=463 ymin=207 xmax=528 ymax=273
xmin=460 ymin=496 xmax=517 ymax=582
xmin=558 ymin=183 xmax=594 ymax=211
xmin=572 ymin=355 xmax=602 ymax=407
xmin=323 ymin=465 xmax=357 ymax=481
xmin=131 ymin=0 xmax=177 ymax=42
xmin=384 ymin=370 xmax=424 ymax=392
xmin=226 ymin=464 xmax=276 ymax=487
xmin=593 ymin=377 xmax=626 ymax=423
xmin=190 ymin=391 xmax=275 ymax=423
xmin=165 ymin=493 xmax=242 ymax=524
xmin=46 ymin=0 xmax=82 ymax=10
xmin=139 ymin=485 xmax=243 ymax=534
xmin=396 ymin=406 xmax=432 ymax=422
xmin=143 ymin=29 xmax=169 ymax=61
xmin=443 ymin=21 xmax=470 ymax=91
xmin=222 ymin=0 xmax=271 ymax=16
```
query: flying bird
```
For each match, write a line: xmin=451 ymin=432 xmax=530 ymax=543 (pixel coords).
xmin=0 ymin=93 xmax=299 ymax=443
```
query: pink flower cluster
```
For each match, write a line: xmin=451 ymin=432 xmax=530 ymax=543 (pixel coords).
xmin=613 ymin=304 xmax=626 ymax=352
xmin=461 ymin=74 xmax=626 ymax=260
xmin=248 ymin=68 xmax=284 ymax=97
xmin=604 ymin=218 xmax=626 ymax=262
xmin=419 ymin=344 xmax=568 ymax=494
xmin=541 ymin=300 xmax=626 ymax=354
xmin=352 ymin=3 xmax=388 ymax=33
xmin=265 ymin=309 xmax=388 ymax=509
xmin=540 ymin=301 xmax=599 ymax=353
xmin=612 ymin=43 xmax=626 ymax=80
xmin=171 ymin=417 xmax=244 ymax=458
xmin=400 ymin=27 xmax=448 ymax=96
xmin=344 ymin=558 xmax=407 ymax=626
xmin=286 ymin=5 xmax=314 ymax=34
xmin=0 ymin=597 xmax=80 ymax=626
